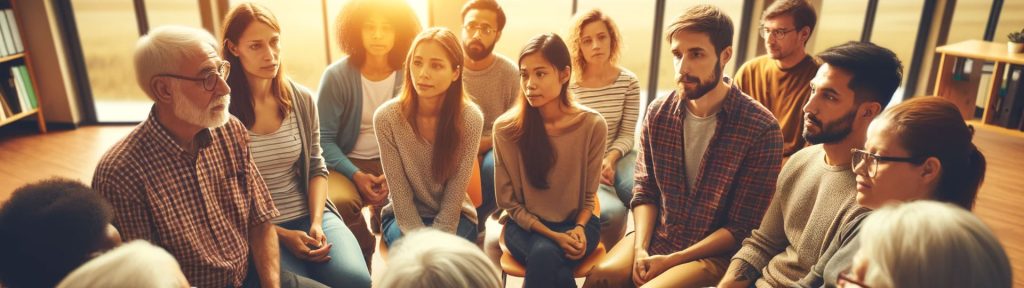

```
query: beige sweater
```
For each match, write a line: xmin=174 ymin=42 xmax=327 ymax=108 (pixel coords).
xmin=375 ymin=98 xmax=482 ymax=234
xmin=732 ymin=144 xmax=869 ymax=288
xmin=493 ymin=107 xmax=606 ymax=229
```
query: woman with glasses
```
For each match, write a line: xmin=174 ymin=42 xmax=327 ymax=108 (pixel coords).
xmin=317 ymin=0 xmax=422 ymax=269
xmin=220 ymin=3 xmax=371 ymax=287
xmin=566 ymin=8 xmax=640 ymax=249
xmin=796 ymin=96 xmax=987 ymax=288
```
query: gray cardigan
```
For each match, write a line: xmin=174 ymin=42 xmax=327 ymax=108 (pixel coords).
xmin=288 ymin=80 xmax=339 ymax=216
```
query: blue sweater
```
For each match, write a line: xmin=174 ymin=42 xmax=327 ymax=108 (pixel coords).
xmin=317 ymin=57 xmax=404 ymax=179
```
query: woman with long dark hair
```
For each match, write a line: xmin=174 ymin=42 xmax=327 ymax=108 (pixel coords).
xmin=493 ymin=33 xmax=606 ymax=287
xmin=221 ymin=3 xmax=370 ymax=287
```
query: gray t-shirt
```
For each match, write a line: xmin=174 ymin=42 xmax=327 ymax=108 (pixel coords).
xmin=463 ymin=54 xmax=519 ymax=136
xmin=683 ymin=107 xmax=718 ymax=191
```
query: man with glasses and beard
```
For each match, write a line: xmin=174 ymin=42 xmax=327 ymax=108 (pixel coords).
xmin=92 ymin=26 xmax=324 ymax=288
xmin=720 ymin=41 xmax=902 ymax=288
xmin=583 ymin=5 xmax=783 ymax=287
xmin=459 ymin=0 xmax=519 ymax=241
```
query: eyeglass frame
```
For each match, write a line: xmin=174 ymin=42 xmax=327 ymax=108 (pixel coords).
xmin=850 ymin=148 xmax=929 ymax=178
xmin=463 ymin=23 xmax=496 ymax=36
xmin=153 ymin=61 xmax=231 ymax=92
xmin=759 ymin=26 xmax=798 ymax=40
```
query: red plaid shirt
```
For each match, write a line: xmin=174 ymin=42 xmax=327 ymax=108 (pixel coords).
xmin=631 ymin=81 xmax=783 ymax=258
xmin=93 ymin=110 xmax=278 ymax=288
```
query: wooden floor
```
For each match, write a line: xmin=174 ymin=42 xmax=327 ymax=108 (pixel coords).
xmin=1 ymin=123 xmax=1022 ymax=286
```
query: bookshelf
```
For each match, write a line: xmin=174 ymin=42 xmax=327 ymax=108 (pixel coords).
xmin=934 ymin=40 xmax=1024 ymax=134
xmin=0 ymin=0 xmax=45 ymax=133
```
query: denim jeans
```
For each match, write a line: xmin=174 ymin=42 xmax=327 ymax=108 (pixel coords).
xmin=381 ymin=214 xmax=478 ymax=247
xmin=504 ymin=214 xmax=601 ymax=288
xmin=599 ymin=149 xmax=637 ymax=248
xmin=276 ymin=213 xmax=371 ymax=288
xmin=477 ymin=149 xmax=497 ymax=231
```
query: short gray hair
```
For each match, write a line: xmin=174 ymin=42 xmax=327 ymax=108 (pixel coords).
xmin=857 ymin=201 xmax=1011 ymax=288
xmin=57 ymin=240 xmax=187 ymax=288
xmin=134 ymin=25 xmax=217 ymax=100
xmin=379 ymin=229 xmax=502 ymax=288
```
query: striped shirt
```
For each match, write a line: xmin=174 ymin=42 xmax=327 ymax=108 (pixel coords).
xmin=632 ymin=80 xmax=783 ymax=259
xmin=571 ymin=70 xmax=640 ymax=155
xmin=93 ymin=110 xmax=279 ymax=288
xmin=249 ymin=112 xmax=308 ymax=224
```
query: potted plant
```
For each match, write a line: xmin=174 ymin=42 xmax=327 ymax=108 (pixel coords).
xmin=1010 ymin=28 xmax=1024 ymax=54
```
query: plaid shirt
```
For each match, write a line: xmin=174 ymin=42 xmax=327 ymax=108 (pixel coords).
xmin=631 ymin=81 xmax=783 ymax=258
xmin=93 ymin=110 xmax=279 ymax=288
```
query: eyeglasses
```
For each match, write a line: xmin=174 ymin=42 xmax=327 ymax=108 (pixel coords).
xmin=851 ymin=149 xmax=927 ymax=178
xmin=837 ymin=269 xmax=871 ymax=288
xmin=464 ymin=23 xmax=496 ymax=36
xmin=759 ymin=26 xmax=796 ymax=40
xmin=154 ymin=61 xmax=231 ymax=92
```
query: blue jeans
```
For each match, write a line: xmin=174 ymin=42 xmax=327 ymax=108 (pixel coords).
xmin=599 ymin=149 xmax=637 ymax=248
xmin=277 ymin=213 xmax=371 ymax=288
xmin=504 ymin=215 xmax=601 ymax=288
xmin=381 ymin=214 xmax=478 ymax=247
xmin=477 ymin=149 xmax=497 ymax=231
xmin=613 ymin=149 xmax=637 ymax=204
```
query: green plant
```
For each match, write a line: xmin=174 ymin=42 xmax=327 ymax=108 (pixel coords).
xmin=1010 ymin=29 xmax=1024 ymax=43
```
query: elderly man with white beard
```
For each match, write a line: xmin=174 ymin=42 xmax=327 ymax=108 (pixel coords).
xmin=92 ymin=25 xmax=324 ymax=288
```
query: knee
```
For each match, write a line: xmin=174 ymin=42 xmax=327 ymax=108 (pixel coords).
xmin=330 ymin=189 xmax=364 ymax=219
xmin=319 ymin=266 xmax=371 ymax=288
xmin=527 ymin=238 xmax=564 ymax=262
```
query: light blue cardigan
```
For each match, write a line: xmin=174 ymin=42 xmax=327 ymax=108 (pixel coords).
xmin=317 ymin=56 xmax=404 ymax=179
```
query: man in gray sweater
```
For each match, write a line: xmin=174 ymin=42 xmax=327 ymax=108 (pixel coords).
xmin=719 ymin=41 xmax=903 ymax=288
xmin=459 ymin=0 xmax=520 ymax=236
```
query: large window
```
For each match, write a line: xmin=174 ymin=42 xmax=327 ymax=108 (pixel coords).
xmin=491 ymin=0 xmax=573 ymax=62
xmin=871 ymin=0 xmax=925 ymax=101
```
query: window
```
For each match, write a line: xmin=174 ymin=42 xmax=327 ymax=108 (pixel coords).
xmin=810 ymin=0 xmax=867 ymax=55
xmin=871 ymin=0 xmax=925 ymax=98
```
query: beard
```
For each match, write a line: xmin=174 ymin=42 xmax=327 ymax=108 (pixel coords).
xmin=678 ymin=58 xmax=723 ymax=100
xmin=464 ymin=39 xmax=495 ymax=61
xmin=173 ymin=93 xmax=231 ymax=128
xmin=803 ymin=107 xmax=856 ymax=144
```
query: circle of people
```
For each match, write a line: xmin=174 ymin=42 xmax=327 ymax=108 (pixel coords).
xmin=0 ymin=0 xmax=1012 ymax=287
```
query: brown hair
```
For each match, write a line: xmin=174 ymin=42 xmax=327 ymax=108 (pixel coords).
xmin=336 ymin=0 xmax=422 ymax=70
xmin=399 ymin=28 xmax=468 ymax=183
xmin=221 ymin=2 xmax=292 ymax=129
xmin=762 ymin=0 xmax=817 ymax=44
xmin=879 ymin=97 xmax=986 ymax=210
xmin=665 ymin=4 xmax=734 ymax=55
xmin=461 ymin=0 xmax=507 ymax=32
xmin=568 ymin=8 xmax=622 ymax=81
xmin=504 ymin=33 xmax=573 ymax=189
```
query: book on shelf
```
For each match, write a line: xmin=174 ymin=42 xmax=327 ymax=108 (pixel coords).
xmin=998 ymin=65 xmax=1024 ymax=128
xmin=17 ymin=65 xmax=34 ymax=108
xmin=0 ymin=11 xmax=10 ymax=57
xmin=10 ymin=65 xmax=25 ymax=112
xmin=6 ymin=9 xmax=22 ymax=53
xmin=0 ymin=89 xmax=8 ymax=121
xmin=1 ymin=71 xmax=20 ymax=115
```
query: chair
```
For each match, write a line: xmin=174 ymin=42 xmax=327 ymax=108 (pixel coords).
xmin=379 ymin=160 xmax=485 ymax=260
xmin=497 ymin=198 xmax=606 ymax=287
